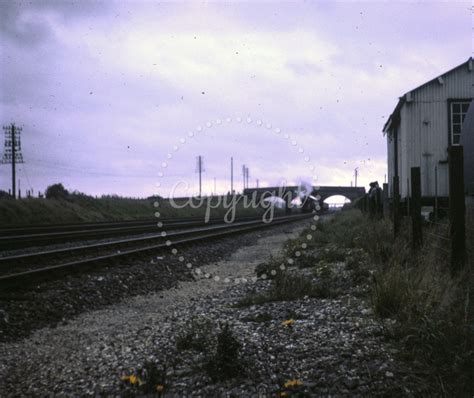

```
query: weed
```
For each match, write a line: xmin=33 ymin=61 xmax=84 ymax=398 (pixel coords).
xmin=312 ymin=261 xmax=333 ymax=280
xmin=372 ymin=265 xmax=411 ymax=318
xmin=368 ymin=218 xmax=473 ymax=395
xmin=236 ymin=272 xmax=333 ymax=307
xmin=204 ymin=323 xmax=246 ymax=381
xmin=176 ymin=316 xmax=213 ymax=352
xmin=138 ymin=362 xmax=167 ymax=394
xmin=120 ymin=362 xmax=167 ymax=395
xmin=294 ymin=252 xmax=317 ymax=269
xmin=255 ymin=256 xmax=286 ymax=279
xmin=317 ymin=244 xmax=347 ymax=263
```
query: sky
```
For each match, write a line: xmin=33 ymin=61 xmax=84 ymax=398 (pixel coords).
xmin=0 ymin=0 xmax=472 ymax=199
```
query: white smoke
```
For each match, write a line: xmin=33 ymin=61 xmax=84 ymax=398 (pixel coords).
xmin=297 ymin=179 xmax=313 ymax=198
xmin=263 ymin=196 xmax=286 ymax=209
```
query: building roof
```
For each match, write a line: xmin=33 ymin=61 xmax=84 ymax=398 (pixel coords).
xmin=383 ymin=57 xmax=473 ymax=134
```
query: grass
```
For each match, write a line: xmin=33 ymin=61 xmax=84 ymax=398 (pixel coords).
xmin=370 ymin=234 xmax=473 ymax=395
xmin=313 ymin=210 xmax=473 ymax=396
xmin=254 ymin=209 xmax=472 ymax=395
xmin=0 ymin=191 xmax=270 ymax=226
xmin=296 ymin=210 xmax=394 ymax=262
xmin=236 ymin=271 xmax=334 ymax=307
xmin=372 ymin=263 xmax=412 ymax=318
xmin=175 ymin=318 xmax=247 ymax=382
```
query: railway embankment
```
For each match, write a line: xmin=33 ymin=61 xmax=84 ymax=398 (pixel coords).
xmin=0 ymin=193 xmax=270 ymax=226
xmin=0 ymin=211 xmax=471 ymax=396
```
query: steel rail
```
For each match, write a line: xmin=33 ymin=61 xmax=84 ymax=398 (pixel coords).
xmin=0 ymin=214 xmax=280 ymax=250
xmin=0 ymin=214 xmax=274 ymax=236
xmin=0 ymin=214 xmax=311 ymax=285
xmin=0 ymin=215 xmax=301 ymax=267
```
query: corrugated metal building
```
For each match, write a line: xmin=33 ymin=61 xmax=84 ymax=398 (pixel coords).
xmin=383 ymin=58 xmax=473 ymax=200
xmin=461 ymin=101 xmax=474 ymax=195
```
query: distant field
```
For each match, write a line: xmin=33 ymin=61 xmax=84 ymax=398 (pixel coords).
xmin=0 ymin=194 xmax=276 ymax=227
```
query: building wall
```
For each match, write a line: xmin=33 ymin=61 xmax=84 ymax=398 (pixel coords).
xmin=387 ymin=127 xmax=395 ymax=196
xmin=461 ymin=103 xmax=474 ymax=194
xmin=389 ymin=61 xmax=473 ymax=198
xmin=386 ymin=124 xmax=403 ymax=198
xmin=401 ymin=100 xmax=450 ymax=197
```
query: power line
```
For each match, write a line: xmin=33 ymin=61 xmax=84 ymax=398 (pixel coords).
xmin=26 ymin=159 xmax=190 ymax=178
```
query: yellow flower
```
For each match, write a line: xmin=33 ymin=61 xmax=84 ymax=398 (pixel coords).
xmin=120 ymin=373 xmax=144 ymax=386
xmin=282 ymin=319 xmax=295 ymax=327
xmin=284 ymin=379 xmax=303 ymax=388
xmin=156 ymin=384 xmax=165 ymax=392
xmin=278 ymin=392 xmax=288 ymax=397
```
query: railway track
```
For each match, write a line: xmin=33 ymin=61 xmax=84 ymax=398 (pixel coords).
xmin=0 ymin=213 xmax=312 ymax=286
xmin=0 ymin=215 xmax=277 ymax=250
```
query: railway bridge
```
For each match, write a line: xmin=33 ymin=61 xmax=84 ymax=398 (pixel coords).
xmin=243 ymin=185 xmax=366 ymax=208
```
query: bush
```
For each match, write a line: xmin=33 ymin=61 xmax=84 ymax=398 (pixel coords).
xmin=0 ymin=190 xmax=11 ymax=199
xmin=45 ymin=183 xmax=69 ymax=199
xmin=204 ymin=323 xmax=245 ymax=381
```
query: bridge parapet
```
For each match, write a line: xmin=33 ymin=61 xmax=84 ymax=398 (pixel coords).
xmin=313 ymin=186 xmax=366 ymax=202
xmin=243 ymin=186 xmax=366 ymax=203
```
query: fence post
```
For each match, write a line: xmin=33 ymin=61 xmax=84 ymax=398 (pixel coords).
xmin=434 ymin=165 xmax=438 ymax=222
xmin=393 ymin=176 xmax=400 ymax=237
xmin=383 ymin=182 xmax=389 ymax=218
xmin=411 ymin=167 xmax=422 ymax=250
xmin=361 ymin=194 xmax=367 ymax=213
xmin=406 ymin=177 xmax=410 ymax=216
xmin=448 ymin=145 xmax=465 ymax=273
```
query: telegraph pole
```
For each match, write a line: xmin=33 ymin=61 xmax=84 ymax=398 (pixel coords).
xmin=196 ymin=155 xmax=204 ymax=197
xmin=199 ymin=157 xmax=202 ymax=197
xmin=230 ymin=157 xmax=234 ymax=194
xmin=2 ymin=123 xmax=24 ymax=199
xmin=242 ymin=164 xmax=246 ymax=191
xmin=11 ymin=124 xmax=16 ymax=198
xmin=256 ymin=179 xmax=259 ymax=188
xmin=246 ymin=167 xmax=249 ymax=188
xmin=354 ymin=167 xmax=359 ymax=188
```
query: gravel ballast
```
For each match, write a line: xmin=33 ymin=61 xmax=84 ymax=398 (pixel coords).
xmin=0 ymin=220 xmax=423 ymax=396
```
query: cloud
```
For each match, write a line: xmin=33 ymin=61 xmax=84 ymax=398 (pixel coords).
xmin=0 ymin=1 xmax=109 ymax=48
xmin=0 ymin=1 xmax=470 ymax=197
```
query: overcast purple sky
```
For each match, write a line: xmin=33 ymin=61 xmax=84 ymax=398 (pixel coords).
xmin=0 ymin=0 xmax=471 ymax=198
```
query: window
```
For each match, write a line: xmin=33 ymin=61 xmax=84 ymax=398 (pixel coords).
xmin=450 ymin=101 xmax=471 ymax=145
